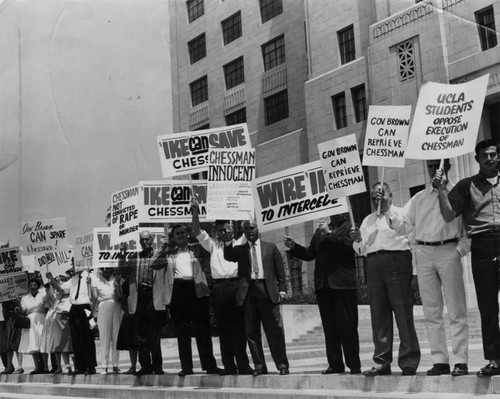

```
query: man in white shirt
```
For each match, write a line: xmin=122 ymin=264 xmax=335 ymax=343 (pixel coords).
xmin=60 ymin=268 xmax=97 ymax=375
xmin=350 ymin=182 xmax=420 ymax=376
xmin=191 ymin=199 xmax=252 ymax=376
xmin=390 ymin=160 xmax=469 ymax=376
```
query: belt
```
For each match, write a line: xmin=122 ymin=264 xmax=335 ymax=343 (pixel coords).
xmin=250 ymin=279 xmax=266 ymax=283
xmin=416 ymin=238 xmax=458 ymax=246
xmin=138 ymin=285 xmax=153 ymax=291
xmin=367 ymin=249 xmax=409 ymax=256
xmin=174 ymin=278 xmax=194 ymax=282
xmin=213 ymin=278 xmax=238 ymax=283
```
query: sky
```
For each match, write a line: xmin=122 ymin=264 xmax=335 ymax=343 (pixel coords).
xmin=0 ymin=0 xmax=172 ymax=248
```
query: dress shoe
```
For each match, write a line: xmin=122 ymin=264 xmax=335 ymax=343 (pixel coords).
xmin=451 ymin=363 xmax=468 ymax=376
xmin=122 ymin=367 xmax=136 ymax=375
xmin=135 ymin=368 xmax=153 ymax=376
xmin=350 ymin=368 xmax=362 ymax=375
xmin=238 ymin=367 xmax=254 ymax=375
xmin=252 ymin=369 xmax=268 ymax=376
xmin=322 ymin=366 xmax=345 ymax=375
xmin=401 ymin=367 xmax=416 ymax=376
xmin=68 ymin=369 xmax=84 ymax=376
xmin=177 ymin=369 xmax=193 ymax=377
xmin=426 ymin=363 xmax=450 ymax=376
xmin=85 ymin=367 xmax=96 ymax=375
xmin=12 ymin=368 xmax=24 ymax=375
xmin=1 ymin=367 xmax=14 ymax=375
xmin=206 ymin=367 xmax=223 ymax=375
xmin=363 ymin=365 xmax=391 ymax=376
xmin=153 ymin=368 xmax=165 ymax=375
xmin=278 ymin=368 xmax=289 ymax=375
xmin=49 ymin=367 xmax=57 ymax=374
xmin=30 ymin=369 xmax=43 ymax=375
xmin=219 ymin=369 xmax=238 ymax=376
xmin=477 ymin=363 xmax=500 ymax=377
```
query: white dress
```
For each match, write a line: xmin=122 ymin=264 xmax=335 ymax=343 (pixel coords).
xmin=18 ymin=290 xmax=47 ymax=353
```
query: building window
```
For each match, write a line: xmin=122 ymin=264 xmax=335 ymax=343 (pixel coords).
xmin=225 ymin=108 xmax=247 ymax=125
xmin=397 ymin=40 xmax=415 ymax=82
xmin=222 ymin=11 xmax=242 ymax=45
xmin=476 ymin=6 xmax=497 ymax=51
xmin=351 ymin=85 xmax=367 ymax=122
xmin=337 ymin=24 xmax=355 ymax=64
xmin=262 ymin=35 xmax=285 ymax=71
xmin=188 ymin=34 xmax=206 ymax=64
xmin=332 ymin=92 xmax=347 ymax=129
xmin=190 ymin=76 xmax=208 ymax=106
xmin=223 ymin=57 xmax=245 ymax=90
xmin=193 ymin=124 xmax=210 ymax=131
xmin=187 ymin=0 xmax=204 ymax=23
xmin=259 ymin=0 xmax=282 ymax=24
xmin=264 ymin=90 xmax=288 ymax=125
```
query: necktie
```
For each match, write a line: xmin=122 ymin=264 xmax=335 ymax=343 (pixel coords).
xmin=75 ymin=274 xmax=81 ymax=299
xmin=251 ymin=243 xmax=259 ymax=278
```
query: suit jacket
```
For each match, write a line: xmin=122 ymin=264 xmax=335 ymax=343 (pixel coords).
xmin=118 ymin=251 xmax=167 ymax=314
xmin=151 ymin=243 xmax=210 ymax=305
xmin=290 ymin=219 xmax=357 ymax=290
xmin=224 ymin=240 xmax=286 ymax=306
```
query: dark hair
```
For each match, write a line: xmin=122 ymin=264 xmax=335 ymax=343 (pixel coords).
xmin=171 ymin=224 xmax=185 ymax=233
xmin=475 ymin=139 xmax=500 ymax=157
xmin=215 ymin=220 xmax=229 ymax=227
xmin=28 ymin=278 xmax=41 ymax=288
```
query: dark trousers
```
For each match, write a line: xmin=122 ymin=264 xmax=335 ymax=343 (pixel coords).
xmin=169 ymin=279 xmax=217 ymax=372
xmin=471 ymin=233 xmax=500 ymax=360
xmin=212 ymin=279 xmax=250 ymax=373
xmin=134 ymin=287 xmax=166 ymax=371
xmin=243 ymin=280 xmax=288 ymax=371
xmin=365 ymin=251 xmax=420 ymax=370
xmin=69 ymin=304 xmax=97 ymax=371
xmin=317 ymin=287 xmax=360 ymax=371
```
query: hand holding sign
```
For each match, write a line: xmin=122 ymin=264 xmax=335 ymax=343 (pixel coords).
xmin=283 ymin=236 xmax=296 ymax=250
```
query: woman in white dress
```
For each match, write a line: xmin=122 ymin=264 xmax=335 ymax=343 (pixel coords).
xmin=17 ymin=278 xmax=48 ymax=374
xmin=41 ymin=273 xmax=73 ymax=374
xmin=91 ymin=268 xmax=123 ymax=374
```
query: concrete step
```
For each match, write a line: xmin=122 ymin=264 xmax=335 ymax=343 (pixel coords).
xmin=1 ymin=373 xmax=500 ymax=397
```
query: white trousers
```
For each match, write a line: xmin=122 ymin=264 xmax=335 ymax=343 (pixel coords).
xmin=415 ymin=243 xmax=468 ymax=364
xmin=97 ymin=300 xmax=123 ymax=369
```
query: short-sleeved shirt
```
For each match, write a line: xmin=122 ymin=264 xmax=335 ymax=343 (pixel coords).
xmin=448 ymin=172 xmax=500 ymax=237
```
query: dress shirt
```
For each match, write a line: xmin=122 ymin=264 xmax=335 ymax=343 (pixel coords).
xmin=448 ymin=172 xmax=500 ymax=236
xmin=90 ymin=275 xmax=117 ymax=304
xmin=394 ymin=183 xmax=470 ymax=257
xmin=196 ymin=230 xmax=237 ymax=279
xmin=353 ymin=205 xmax=411 ymax=256
xmin=137 ymin=255 xmax=154 ymax=287
xmin=62 ymin=270 xmax=92 ymax=305
xmin=250 ymin=239 xmax=265 ymax=280
xmin=172 ymin=249 xmax=194 ymax=279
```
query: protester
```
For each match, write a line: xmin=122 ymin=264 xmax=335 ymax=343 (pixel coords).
xmin=0 ymin=299 xmax=22 ymax=374
xmin=285 ymin=213 xmax=361 ymax=375
xmin=42 ymin=273 xmax=73 ymax=374
xmin=389 ymin=159 xmax=469 ymax=376
xmin=18 ymin=277 xmax=49 ymax=374
xmin=55 ymin=269 xmax=97 ymax=375
xmin=224 ymin=220 xmax=290 ymax=376
xmin=191 ymin=198 xmax=253 ymax=376
xmin=152 ymin=224 xmax=221 ymax=376
xmin=90 ymin=267 xmax=123 ymax=374
xmin=115 ymin=275 xmax=138 ymax=375
xmin=436 ymin=139 xmax=500 ymax=377
xmin=118 ymin=230 xmax=167 ymax=376
xmin=350 ymin=182 xmax=420 ymax=376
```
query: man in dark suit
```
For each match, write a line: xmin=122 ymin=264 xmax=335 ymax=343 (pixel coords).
xmin=285 ymin=214 xmax=361 ymax=375
xmin=223 ymin=220 xmax=289 ymax=376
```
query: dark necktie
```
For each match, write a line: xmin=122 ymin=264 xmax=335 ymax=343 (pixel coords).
xmin=75 ymin=274 xmax=82 ymax=299
xmin=251 ymin=243 xmax=259 ymax=278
